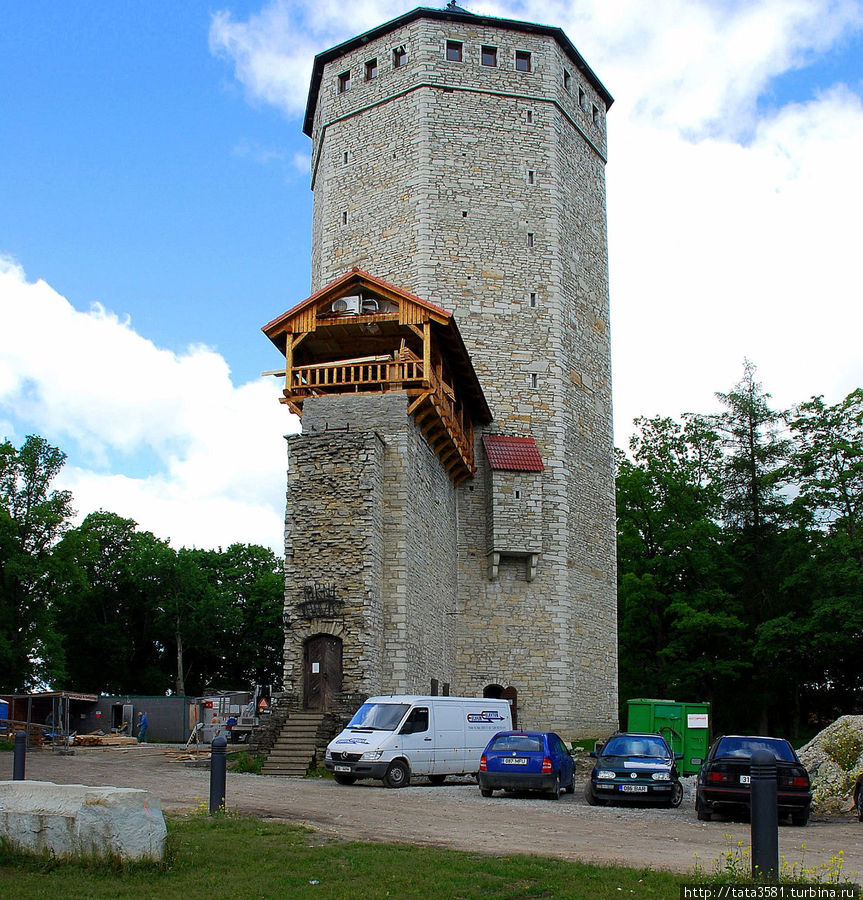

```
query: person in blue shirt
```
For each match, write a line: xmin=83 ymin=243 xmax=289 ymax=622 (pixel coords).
xmin=137 ymin=711 xmax=148 ymax=743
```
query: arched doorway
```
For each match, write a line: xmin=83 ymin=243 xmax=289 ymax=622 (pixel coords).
xmin=303 ymin=634 xmax=343 ymax=710
xmin=483 ymin=683 xmax=518 ymax=729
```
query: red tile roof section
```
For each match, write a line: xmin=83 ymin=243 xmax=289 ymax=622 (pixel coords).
xmin=482 ymin=435 xmax=544 ymax=472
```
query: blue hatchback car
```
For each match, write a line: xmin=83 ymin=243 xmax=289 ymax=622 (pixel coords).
xmin=478 ymin=730 xmax=576 ymax=800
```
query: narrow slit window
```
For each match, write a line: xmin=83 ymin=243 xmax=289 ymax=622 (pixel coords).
xmin=525 ymin=109 xmax=533 ymax=124
xmin=393 ymin=45 xmax=407 ymax=68
xmin=342 ymin=210 xmax=348 ymax=226
xmin=337 ymin=71 xmax=351 ymax=93
xmin=446 ymin=40 xmax=463 ymax=62
xmin=515 ymin=50 xmax=531 ymax=72
xmin=530 ymin=373 xmax=539 ymax=389
xmin=578 ymin=87 xmax=586 ymax=110
xmin=365 ymin=58 xmax=378 ymax=81
xmin=527 ymin=169 xmax=535 ymax=185
xmin=564 ymin=69 xmax=571 ymax=92
xmin=514 ymin=489 xmax=521 ymax=500
xmin=343 ymin=150 xmax=349 ymax=165
xmin=527 ymin=232 xmax=534 ymax=248
xmin=592 ymin=104 xmax=600 ymax=127
xmin=481 ymin=45 xmax=497 ymax=67
xmin=529 ymin=292 xmax=537 ymax=308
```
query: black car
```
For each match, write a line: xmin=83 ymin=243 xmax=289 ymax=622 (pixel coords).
xmin=584 ymin=732 xmax=683 ymax=807
xmin=696 ymin=735 xmax=811 ymax=826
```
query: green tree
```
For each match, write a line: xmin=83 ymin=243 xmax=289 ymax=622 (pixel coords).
xmin=52 ymin=511 xmax=173 ymax=694
xmin=616 ymin=415 xmax=746 ymax=721
xmin=0 ymin=435 xmax=74 ymax=689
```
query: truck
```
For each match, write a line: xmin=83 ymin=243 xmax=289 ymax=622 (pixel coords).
xmin=325 ymin=695 xmax=512 ymax=788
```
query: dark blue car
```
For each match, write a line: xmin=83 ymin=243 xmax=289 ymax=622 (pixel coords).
xmin=478 ymin=730 xmax=576 ymax=800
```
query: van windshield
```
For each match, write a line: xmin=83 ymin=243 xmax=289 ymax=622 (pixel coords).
xmin=347 ymin=703 xmax=410 ymax=731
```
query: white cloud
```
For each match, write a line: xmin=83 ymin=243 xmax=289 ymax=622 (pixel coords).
xmin=0 ymin=259 xmax=297 ymax=552
xmin=209 ymin=0 xmax=863 ymax=444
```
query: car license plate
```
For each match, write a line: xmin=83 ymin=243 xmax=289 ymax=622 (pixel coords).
xmin=620 ymin=784 xmax=648 ymax=793
xmin=502 ymin=758 xmax=528 ymax=765
xmin=740 ymin=775 xmax=751 ymax=784
xmin=334 ymin=765 xmax=351 ymax=773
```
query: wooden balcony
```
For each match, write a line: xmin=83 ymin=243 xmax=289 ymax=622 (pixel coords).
xmin=279 ymin=353 xmax=475 ymax=481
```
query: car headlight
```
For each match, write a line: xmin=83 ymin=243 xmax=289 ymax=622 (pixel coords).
xmin=360 ymin=750 xmax=383 ymax=761
xmin=651 ymin=772 xmax=670 ymax=781
xmin=597 ymin=770 xmax=616 ymax=779
xmin=325 ymin=749 xmax=332 ymax=760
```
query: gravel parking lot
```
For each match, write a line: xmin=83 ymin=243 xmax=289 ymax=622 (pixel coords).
xmin=12 ymin=745 xmax=863 ymax=877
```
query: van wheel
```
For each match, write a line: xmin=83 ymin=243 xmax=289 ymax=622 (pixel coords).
xmin=428 ymin=774 xmax=446 ymax=786
xmin=384 ymin=760 xmax=410 ymax=789
xmin=333 ymin=774 xmax=357 ymax=785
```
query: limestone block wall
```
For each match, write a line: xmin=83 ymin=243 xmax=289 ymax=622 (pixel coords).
xmin=298 ymin=10 xmax=618 ymax=736
xmin=284 ymin=394 xmax=458 ymax=705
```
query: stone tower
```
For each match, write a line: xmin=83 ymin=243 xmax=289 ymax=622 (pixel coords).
xmin=264 ymin=5 xmax=617 ymax=737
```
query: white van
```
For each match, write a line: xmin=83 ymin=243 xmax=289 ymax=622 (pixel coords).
xmin=325 ymin=695 xmax=512 ymax=787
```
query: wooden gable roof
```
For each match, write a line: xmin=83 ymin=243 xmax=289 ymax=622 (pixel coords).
xmin=262 ymin=268 xmax=492 ymax=424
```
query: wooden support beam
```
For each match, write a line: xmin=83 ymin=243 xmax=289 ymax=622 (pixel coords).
xmin=407 ymin=391 xmax=433 ymax=416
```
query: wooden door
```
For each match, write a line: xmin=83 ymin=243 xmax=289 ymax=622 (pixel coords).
xmin=303 ymin=635 xmax=343 ymax=710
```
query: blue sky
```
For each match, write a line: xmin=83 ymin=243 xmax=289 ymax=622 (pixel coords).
xmin=2 ymin=1 xmax=862 ymax=552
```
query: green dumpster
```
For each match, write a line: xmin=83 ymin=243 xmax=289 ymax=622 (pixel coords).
xmin=626 ymin=698 xmax=711 ymax=776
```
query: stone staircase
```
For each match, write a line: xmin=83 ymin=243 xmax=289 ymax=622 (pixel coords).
xmin=261 ymin=712 xmax=324 ymax=776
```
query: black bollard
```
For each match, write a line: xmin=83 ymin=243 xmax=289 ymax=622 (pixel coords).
xmin=13 ymin=730 xmax=26 ymax=780
xmin=750 ymin=748 xmax=778 ymax=879
xmin=209 ymin=734 xmax=227 ymax=814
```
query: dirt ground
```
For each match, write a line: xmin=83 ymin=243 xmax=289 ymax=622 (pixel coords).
xmin=12 ymin=744 xmax=863 ymax=878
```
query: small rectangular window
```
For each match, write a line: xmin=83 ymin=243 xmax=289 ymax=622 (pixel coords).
xmin=514 ymin=489 xmax=521 ymax=499
xmin=446 ymin=40 xmax=463 ymax=62
xmin=337 ymin=71 xmax=350 ymax=93
xmin=592 ymin=103 xmax=600 ymax=126
xmin=365 ymin=58 xmax=378 ymax=81
xmin=481 ymin=45 xmax=497 ymax=67
xmin=530 ymin=373 xmax=539 ymax=389
xmin=564 ymin=69 xmax=571 ymax=92
xmin=343 ymin=150 xmax=349 ymax=165
xmin=527 ymin=169 xmax=535 ymax=185
xmin=527 ymin=232 xmax=534 ymax=248
xmin=393 ymin=45 xmax=407 ymax=68
xmin=515 ymin=50 xmax=531 ymax=72
xmin=342 ymin=210 xmax=348 ymax=226
xmin=529 ymin=292 xmax=537 ymax=308
xmin=578 ymin=87 xmax=586 ymax=110
xmin=525 ymin=109 xmax=533 ymax=124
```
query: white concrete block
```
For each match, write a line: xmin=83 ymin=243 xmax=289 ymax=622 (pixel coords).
xmin=0 ymin=780 xmax=166 ymax=860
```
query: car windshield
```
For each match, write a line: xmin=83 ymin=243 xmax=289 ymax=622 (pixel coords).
xmin=347 ymin=703 xmax=410 ymax=731
xmin=488 ymin=734 xmax=543 ymax=753
xmin=602 ymin=736 xmax=670 ymax=758
xmin=714 ymin=737 xmax=796 ymax=762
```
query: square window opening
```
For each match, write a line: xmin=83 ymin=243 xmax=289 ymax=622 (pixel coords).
xmin=481 ymin=45 xmax=497 ymax=67
xmin=446 ymin=40 xmax=463 ymax=62
xmin=337 ymin=71 xmax=351 ymax=93
xmin=365 ymin=58 xmax=378 ymax=81
xmin=393 ymin=45 xmax=407 ymax=68
xmin=515 ymin=50 xmax=531 ymax=72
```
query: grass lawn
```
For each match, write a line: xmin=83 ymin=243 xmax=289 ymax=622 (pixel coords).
xmin=1 ymin=813 xmax=683 ymax=899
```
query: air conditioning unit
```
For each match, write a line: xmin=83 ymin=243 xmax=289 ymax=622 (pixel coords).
xmin=331 ymin=295 xmax=361 ymax=314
